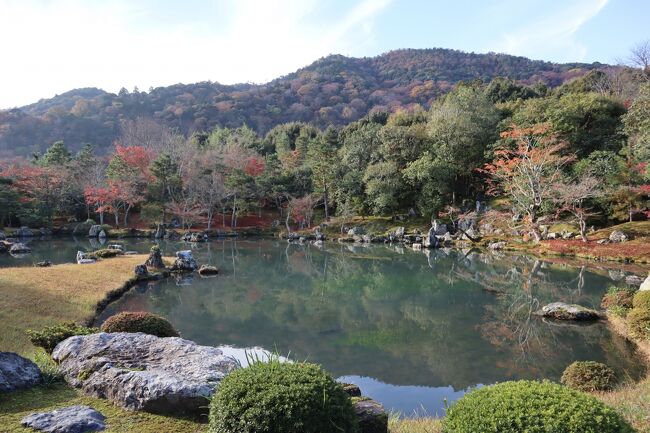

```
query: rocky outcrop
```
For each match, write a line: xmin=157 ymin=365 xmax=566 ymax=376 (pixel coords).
xmin=341 ymin=383 xmax=361 ymax=397
xmin=640 ymin=275 xmax=650 ymax=292
xmin=171 ymin=250 xmax=198 ymax=272
xmin=353 ymin=398 xmax=388 ymax=433
xmin=144 ymin=247 xmax=165 ymax=269
xmin=183 ymin=232 xmax=207 ymax=242
xmin=431 ymin=220 xmax=448 ymax=235
xmin=88 ymin=225 xmax=103 ymax=237
xmin=488 ymin=241 xmax=506 ymax=250
xmin=534 ymin=302 xmax=600 ymax=321
xmin=10 ymin=242 xmax=32 ymax=255
xmin=609 ymin=230 xmax=629 ymax=243
xmin=626 ymin=275 xmax=645 ymax=286
xmin=198 ymin=265 xmax=219 ymax=276
xmin=76 ymin=251 xmax=96 ymax=265
xmin=134 ymin=264 xmax=149 ymax=278
xmin=0 ymin=352 xmax=42 ymax=392
xmin=21 ymin=406 xmax=106 ymax=433
xmin=347 ymin=226 xmax=365 ymax=236
xmin=52 ymin=333 xmax=239 ymax=415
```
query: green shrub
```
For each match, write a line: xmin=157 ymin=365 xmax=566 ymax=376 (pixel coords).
xmin=86 ymin=248 xmax=122 ymax=259
xmin=209 ymin=361 xmax=358 ymax=433
xmin=27 ymin=323 xmax=98 ymax=354
xmin=627 ymin=307 xmax=650 ymax=339
xmin=100 ymin=311 xmax=179 ymax=337
xmin=560 ymin=361 xmax=617 ymax=391
xmin=443 ymin=380 xmax=632 ymax=433
xmin=632 ymin=290 xmax=650 ymax=310
xmin=32 ymin=349 xmax=63 ymax=386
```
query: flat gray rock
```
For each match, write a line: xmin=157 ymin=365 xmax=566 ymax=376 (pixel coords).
xmin=534 ymin=302 xmax=600 ymax=321
xmin=0 ymin=352 xmax=42 ymax=392
xmin=21 ymin=405 xmax=105 ymax=433
xmin=52 ymin=333 xmax=238 ymax=415
xmin=354 ymin=398 xmax=388 ymax=433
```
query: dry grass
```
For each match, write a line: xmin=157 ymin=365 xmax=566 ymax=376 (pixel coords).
xmin=0 ymin=255 xmax=149 ymax=355
xmin=389 ymin=416 xmax=443 ymax=433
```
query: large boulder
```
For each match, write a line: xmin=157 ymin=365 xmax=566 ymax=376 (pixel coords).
xmin=347 ymin=226 xmax=365 ymax=236
xmin=198 ymin=265 xmax=219 ymax=276
xmin=52 ymin=333 xmax=238 ymax=415
xmin=88 ymin=225 xmax=103 ymax=238
xmin=353 ymin=398 xmax=388 ymax=433
xmin=144 ymin=247 xmax=165 ymax=269
xmin=9 ymin=242 xmax=31 ymax=255
xmin=134 ymin=264 xmax=149 ymax=278
xmin=21 ymin=405 xmax=106 ymax=433
xmin=431 ymin=220 xmax=448 ymax=235
xmin=423 ymin=226 xmax=438 ymax=248
xmin=640 ymin=275 xmax=650 ymax=292
xmin=171 ymin=250 xmax=198 ymax=272
xmin=609 ymin=230 xmax=629 ymax=243
xmin=76 ymin=251 xmax=96 ymax=265
xmin=0 ymin=352 xmax=42 ymax=392
xmin=534 ymin=302 xmax=600 ymax=321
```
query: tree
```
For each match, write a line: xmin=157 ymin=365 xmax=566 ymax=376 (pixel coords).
xmin=553 ymin=176 xmax=600 ymax=242
xmin=41 ymin=141 xmax=71 ymax=167
xmin=628 ymin=40 xmax=650 ymax=80
xmin=307 ymin=127 xmax=338 ymax=220
xmin=483 ymin=124 xmax=574 ymax=242
xmin=149 ymin=153 xmax=181 ymax=224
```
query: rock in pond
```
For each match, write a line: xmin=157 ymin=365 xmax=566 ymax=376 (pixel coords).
xmin=10 ymin=242 xmax=32 ymax=254
xmin=52 ymin=333 xmax=238 ymax=415
xmin=144 ymin=247 xmax=165 ymax=269
xmin=16 ymin=226 xmax=34 ymax=237
xmin=353 ymin=398 xmax=388 ymax=433
xmin=0 ymin=352 xmax=42 ymax=392
xmin=88 ymin=225 xmax=103 ymax=238
xmin=21 ymin=405 xmax=106 ymax=433
xmin=198 ymin=264 xmax=219 ymax=276
xmin=534 ymin=302 xmax=600 ymax=321
xmin=76 ymin=251 xmax=95 ymax=265
xmin=134 ymin=264 xmax=149 ymax=277
xmin=609 ymin=230 xmax=629 ymax=243
xmin=171 ymin=250 xmax=198 ymax=272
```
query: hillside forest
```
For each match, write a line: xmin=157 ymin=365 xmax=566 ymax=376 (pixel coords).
xmin=0 ymin=47 xmax=649 ymax=242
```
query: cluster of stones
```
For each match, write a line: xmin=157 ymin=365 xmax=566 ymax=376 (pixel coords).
xmin=1 ymin=333 xmax=388 ymax=433
xmin=0 ymin=229 xmax=32 ymax=256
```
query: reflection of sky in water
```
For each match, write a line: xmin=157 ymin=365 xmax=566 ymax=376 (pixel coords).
xmin=6 ymin=238 xmax=646 ymax=417
xmin=338 ymin=375 xmax=473 ymax=417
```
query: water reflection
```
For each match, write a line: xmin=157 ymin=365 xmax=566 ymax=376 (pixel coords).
xmin=86 ymin=239 xmax=644 ymax=415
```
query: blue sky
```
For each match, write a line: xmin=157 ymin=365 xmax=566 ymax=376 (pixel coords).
xmin=0 ymin=0 xmax=647 ymax=108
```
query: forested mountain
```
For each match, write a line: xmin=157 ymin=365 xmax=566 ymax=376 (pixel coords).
xmin=0 ymin=48 xmax=605 ymax=157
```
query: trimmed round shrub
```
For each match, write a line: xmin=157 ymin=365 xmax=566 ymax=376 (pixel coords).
xmin=27 ymin=322 xmax=98 ymax=354
xmin=209 ymin=361 xmax=358 ymax=433
xmin=632 ymin=290 xmax=650 ymax=310
xmin=443 ymin=380 xmax=632 ymax=433
xmin=561 ymin=361 xmax=617 ymax=391
xmin=627 ymin=307 xmax=650 ymax=339
xmin=100 ymin=311 xmax=179 ymax=337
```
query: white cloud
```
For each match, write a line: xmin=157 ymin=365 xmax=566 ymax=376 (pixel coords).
xmin=0 ymin=0 xmax=392 ymax=108
xmin=493 ymin=0 xmax=609 ymax=62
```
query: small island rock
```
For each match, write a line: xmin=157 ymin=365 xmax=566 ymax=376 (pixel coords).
xmin=535 ymin=302 xmax=600 ymax=321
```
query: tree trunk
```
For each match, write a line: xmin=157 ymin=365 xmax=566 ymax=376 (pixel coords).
xmin=114 ymin=211 xmax=119 ymax=226
xmin=124 ymin=205 xmax=131 ymax=226
xmin=579 ymin=218 xmax=588 ymax=243
xmin=99 ymin=211 xmax=104 ymax=225
xmin=324 ymin=189 xmax=329 ymax=221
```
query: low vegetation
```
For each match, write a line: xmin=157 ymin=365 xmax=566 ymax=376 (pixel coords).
xmin=27 ymin=323 xmax=98 ymax=354
xmin=443 ymin=380 xmax=633 ymax=433
xmin=0 ymin=254 xmax=150 ymax=354
xmin=209 ymin=360 xmax=358 ymax=433
xmin=560 ymin=361 xmax=618 ymax=392
xmin=100 ymin=311 xmax=179 ymax=337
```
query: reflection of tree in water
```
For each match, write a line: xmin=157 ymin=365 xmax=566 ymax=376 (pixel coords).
xmin=106 ymin=241 xmax=643 ymax=390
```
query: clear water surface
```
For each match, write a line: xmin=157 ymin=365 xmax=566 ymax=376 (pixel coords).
xmin=1 ymin=237 xmax=644 ymax=416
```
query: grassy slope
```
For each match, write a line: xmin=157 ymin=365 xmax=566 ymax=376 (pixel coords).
xmin=0 ymin=255 xmax=149 ymax=355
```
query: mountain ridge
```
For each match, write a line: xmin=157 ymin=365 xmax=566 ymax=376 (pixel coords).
xmin=0 ymin=47 xmax=607 ymax=157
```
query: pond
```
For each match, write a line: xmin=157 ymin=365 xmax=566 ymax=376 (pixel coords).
xmin=1 ymin=237 xmax=645 ymax=416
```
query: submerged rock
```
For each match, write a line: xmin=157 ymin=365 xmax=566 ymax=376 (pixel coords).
xmin=198 ymin=264 xmax=219 ymax=276
xmin=353 ymin=398 xmax=388 ymax=433
xmin=534 ymin=302 xmax=600 ymax=321
xmin=0 ymin=352 xmax=42 ymax=392
xmin=21 ymin=405 xmax=106 ymax=433
xmin=10 ymin=242 xmax=32 ymax=255
xmin=52 ymin=333 xmax=239 ymax=415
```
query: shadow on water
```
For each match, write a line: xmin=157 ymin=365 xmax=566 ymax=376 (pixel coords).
xmin=3 ymin=237 xmax=645 ymax=416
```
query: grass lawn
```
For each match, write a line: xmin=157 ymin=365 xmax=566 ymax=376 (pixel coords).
xmin=0 ymin=254 xmax=150 ymax=355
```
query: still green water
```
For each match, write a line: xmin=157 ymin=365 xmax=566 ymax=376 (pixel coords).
xmin=1 ymin=238 xmax=644 ymax=416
